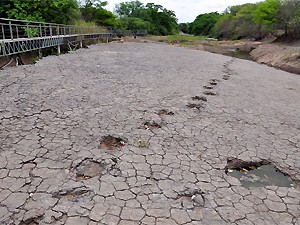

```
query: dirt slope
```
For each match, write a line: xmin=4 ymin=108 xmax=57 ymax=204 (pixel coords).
xmin=250 ymin=44 xmax=300 ymax=75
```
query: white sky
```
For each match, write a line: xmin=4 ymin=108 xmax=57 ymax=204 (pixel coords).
xmin=104 ymin=0 xmax=262 ymax=23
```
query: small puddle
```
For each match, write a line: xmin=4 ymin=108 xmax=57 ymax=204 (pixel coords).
xmin=203 ymin=46 xmax=252 ymax=61
xmin=223 ymin=50 xmax=251 ymax=60
xmin=225 ymin=158 xmax=295 ymax=189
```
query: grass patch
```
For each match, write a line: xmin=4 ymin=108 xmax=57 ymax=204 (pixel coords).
xmin=148 ymin=35 xmax=207 ymax=44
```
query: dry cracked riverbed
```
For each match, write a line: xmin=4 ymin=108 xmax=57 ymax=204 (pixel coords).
xmin=0 ymin=42 xmax=300 ymax=225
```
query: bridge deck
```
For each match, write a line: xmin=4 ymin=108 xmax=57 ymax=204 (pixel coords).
xmin=0 ymin=18 xmax=147 ymax=57
xmin=0 ymin=33 xmax=112 ymax=56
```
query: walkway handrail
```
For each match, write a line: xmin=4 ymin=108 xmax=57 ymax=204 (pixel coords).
xmin=0 ymin=18 xmax=108 ymax=40
xmin=0 ymin=18 xmax=148 ymax=57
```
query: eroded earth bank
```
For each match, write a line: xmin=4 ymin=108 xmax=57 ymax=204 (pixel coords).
xmin=0 ymin=42 xmax=299 ymax=225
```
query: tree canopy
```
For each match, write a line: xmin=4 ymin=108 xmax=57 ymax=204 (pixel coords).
xmin=186 ymin=0 xmax=300 ymax=40
xmin=190 ymin=12 xmax=221 ymax=36
xmin=277 ymin=0 xmax=300 ymax=38
xmin=0 ymin=0 xmax=81 ymax=24
xmin=115 ymin=1 xmax=178 ymax=35
xmin=80 ymin=0 xmax=118 ymax=27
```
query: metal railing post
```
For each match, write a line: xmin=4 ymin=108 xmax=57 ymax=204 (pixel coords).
xmin=26 ymin=23 xmax=30 ymax=38
xmin=9 ymin=21 xmax=13 ymax=39
xmin=39 ymin=23 xmax=42 ymax=37
xmin=1 ymin=42 xmax=6 ymax=56
xmin=16 ymin=26 xmax=19 ymax=39
xmin=49 ymin=24 xmax=52 ymax=36
xmin=1 ymin=25 xmax=5 ymax=39
xmin=57 ymin=25 xmax=59 ymax=36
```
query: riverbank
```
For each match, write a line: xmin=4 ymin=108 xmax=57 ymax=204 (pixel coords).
xmin=250 ymin=44 xmax=300 ymax=75
xmin=143 ymin=36 xmax=300 ymax=75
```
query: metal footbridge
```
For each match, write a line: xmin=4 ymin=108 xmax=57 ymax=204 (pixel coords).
xmin=0 ymin=18 xmax=147 ymax=57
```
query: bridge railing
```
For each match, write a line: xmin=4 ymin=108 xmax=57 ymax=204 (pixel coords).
xmin=0 ymin=18 xmax=148 ymax=57
xmin=0 ymin=18 xmax=107 ymax=40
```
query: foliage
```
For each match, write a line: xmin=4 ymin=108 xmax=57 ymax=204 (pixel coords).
xmin=213 ymin=3 xmax=261 ymax=39
xmin=115 ymin=1 xmax=178 ymax=35
xmin=187 ymin=0 xmax=298 ymax=40
xmin=212 ymin=0 xmax=296 ymax=40
xmin=24 ymin=27 xmax=39 ymax=38
xmin=252 ymin=0 xmax=280 ymax=29
xmin=277 ymin=0 xmax=300 ymax=38
xmin=119 ymin=17 xmax=150 ymax=30
xmin=213 ymin=14 xmax=236 ymax=39
xmin=115 ymin=0 xmax=144 ymax=18
xmin=0 ymin=0 xmax=81 ymax=24
xmin=74 ymin=20 xmax=98 ymax=27
xmin=178 ymin=23 xmax=191 ymax=34
xmin=190 ymin=12 xmax=221 ymax=36
xmin=80 ymin=0 xmax=118 ymax=27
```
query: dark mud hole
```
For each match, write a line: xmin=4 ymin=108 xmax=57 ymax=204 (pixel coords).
xmin=52 ymin=186 xmax=92 ymax=200
xmin=225 ymin=158 xmax=296 ymax=188
xmin=20 ymin=216 xmax=43 ymax=225
xmin=203 ymin=91 xmax=217 ymax=96
xmin=187 ymin=103 xmax=203 ymax=110
xmin=209 ymin=80 xmax=218 ymax=86
xmin=75 ymin=159 xmax=106 ymax=180
xmin=223 ymin=75 xmax=230 ymax=80
xmin=191 ymin=96 xmax=207 ymax=102
xmin=157 ymin=109 xmax=174 ymax=116
xmin=175 ymin=188 xmax=205 ymax=209
xmin=100 ymin=135 xmax=127 ymax=150
xmin=144 ymin=121 xmax=162 ymax=130
xmin=203 ymin=85 xmax=214 ymax=90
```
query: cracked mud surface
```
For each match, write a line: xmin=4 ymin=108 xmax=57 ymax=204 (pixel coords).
xmin=0 ymin=42 xmax=300 ymax=225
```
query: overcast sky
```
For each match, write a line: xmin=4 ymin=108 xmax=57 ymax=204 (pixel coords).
xmin=105 ymin=0 xmax=262 ymax=23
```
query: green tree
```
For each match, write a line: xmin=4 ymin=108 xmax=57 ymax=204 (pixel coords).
xmin=213 ymin=1 xmax=281 ymax=40
xmin=0 ymin=0 xmax=81 ymax=24
xmin=145 ymin=3 xmax=177 ymax=35
xmin=119 ymin=17 xmax=150 ymax=30
xmin=115 ymin=0 xmax=145 ymax=18
xmin=80 ymin=0 xmax=118 ymax=27
xmin=214 ymin=14 xmax=236 ymax=39
xmin=191 ymin=12 xmax=221 ymax=36
xmin=234 ymin=3 xmax=259 ymax=38
xmin=253 ymin=0 xmax=280 ymax=30
xmin=277 ymin=0 xmax=300 ymax=38
xmin=178 ymin=23 xmax=191 ymax=34
xmin=115 ymin=1 xmax=178 ymax=35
